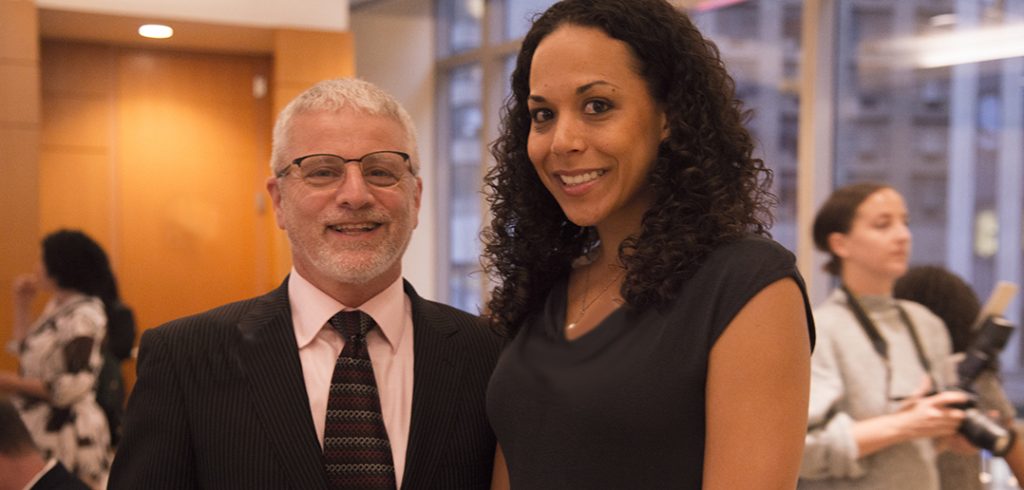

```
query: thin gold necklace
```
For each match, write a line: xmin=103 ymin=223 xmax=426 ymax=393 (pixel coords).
xmin=566 ymin=265 xmax=624 ymax=331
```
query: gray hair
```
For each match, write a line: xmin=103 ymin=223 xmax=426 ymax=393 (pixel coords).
xmin=270 ymin=78 xmax=419 ymax=175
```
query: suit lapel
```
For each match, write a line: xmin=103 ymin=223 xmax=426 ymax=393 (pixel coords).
xmin=232 ymin=280 xmax=328 ymax=490
xmin=401 ymin=281 xmax=463 ymax=487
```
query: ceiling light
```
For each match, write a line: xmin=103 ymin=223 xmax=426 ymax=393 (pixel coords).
xmin=867 ymin=23 xmax=1024 ymax=68
xmin=913 ymin=24 xmax=1024 ymax=68
xmin=138 ymin=24 xmax=174 ymax=39
xmin=929 ymin=14 xmax=957 ymax=28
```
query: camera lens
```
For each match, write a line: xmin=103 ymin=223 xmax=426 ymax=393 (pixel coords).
xmin=959 ymin=408 xmax=1015 ymax=456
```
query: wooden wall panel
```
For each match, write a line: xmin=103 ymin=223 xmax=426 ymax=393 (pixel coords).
xmin=13 ymin=26 xmax=354 ymax=380
xmin=0 ymin=129 xmax=41 ymax=243
xmin=41 ymin=96 xmax=111 ymax=148
xmin=38 ymin=152 xmax=113 ymax=242
xmin=0 ymin=0 xmax=39 ymax=372
xmin=273 ymin=29 xmax=354 ymax=102
xmin=0 ymin=0 xmax=39 ymax=61
xmin=39 ymin=42 xmax=114 ymax=95
xmin=0 ymin=64 xmax=40 ymax=124
xmin=38 ymin=40 xmax=116 ymax=272
xmin=116 ymin=48 xmax=274 ymax=328
xmin=35 ymin=42 xmax=275 ymax=392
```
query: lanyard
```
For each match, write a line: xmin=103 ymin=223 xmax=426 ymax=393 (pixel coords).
xmin=840 ymin=284 xmax=937 ymax=391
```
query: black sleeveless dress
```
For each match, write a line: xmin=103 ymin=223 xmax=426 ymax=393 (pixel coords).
xmin=487 ymin=235 xmax=815 ymax=489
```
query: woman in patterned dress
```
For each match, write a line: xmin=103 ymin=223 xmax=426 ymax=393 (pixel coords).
xmin=1 ymin=230 xmax=114 ymax=487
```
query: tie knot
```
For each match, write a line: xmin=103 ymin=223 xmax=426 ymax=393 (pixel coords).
xmin=329 ymin=310 xmax=374 ymax=341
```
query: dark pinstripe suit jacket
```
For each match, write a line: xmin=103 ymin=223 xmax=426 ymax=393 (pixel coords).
xmin=108 ymin=279 xmax=503 ymax=489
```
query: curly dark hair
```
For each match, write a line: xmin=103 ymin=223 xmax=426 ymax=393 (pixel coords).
xmin=811 ymin=182 xmax=891 ymax=276
xmin=42 ymin=229 xmax=120 ymax=309
xmin=482 ymin=0 xmax=775 ymax=335
xmin=894 ymin=265 xmax=981 ymax=354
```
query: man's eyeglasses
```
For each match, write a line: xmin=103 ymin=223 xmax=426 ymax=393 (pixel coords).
xmin=277 ymin=150 xmax=413 ymax=188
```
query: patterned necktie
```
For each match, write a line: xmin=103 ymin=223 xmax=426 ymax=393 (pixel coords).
xmin=324 ymin=311 xmax=397 ymax=490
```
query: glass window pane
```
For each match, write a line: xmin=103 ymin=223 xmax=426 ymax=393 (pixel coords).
xmin=438 ymin=0 xmax=484 ymax=56
xmin=691 ymin=0 xmax=804 ymax=252
xmin=503 ymin=0 xmax=557 ymax=41
xmin=445 ymin=63 xmax=484 ymax=313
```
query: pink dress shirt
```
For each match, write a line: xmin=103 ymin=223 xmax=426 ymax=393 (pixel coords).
xmin=288 ymin=269 xmax=414 ymax=486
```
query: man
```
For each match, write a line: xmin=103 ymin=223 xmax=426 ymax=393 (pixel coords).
xmin=108 ymin=79 xmax=504 ymax=489
xmin=0 ymin=396 xmax=89 ymax=490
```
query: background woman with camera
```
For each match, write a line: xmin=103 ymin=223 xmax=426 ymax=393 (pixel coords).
xmin=800 ymin=182 xmax=970 ymax=489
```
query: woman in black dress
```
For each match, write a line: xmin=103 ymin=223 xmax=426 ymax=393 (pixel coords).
xmin=483 ymin=0 xmax=814 ymax=488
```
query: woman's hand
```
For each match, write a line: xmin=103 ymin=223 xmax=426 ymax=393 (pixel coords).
xmin=892 ymin=390 xmax=968 ymax=440
xmin=11 ymin=273 xmax=39 ymax=342
xmin=0 ymin=370 xmax=22 ymax=393
xmin=0 ymin=371 xmax=49 ymax=399
xmin=12 ymin=273 xmax=39 ymax=305
xmin=852 ymin=382 xmax=969 ymax=457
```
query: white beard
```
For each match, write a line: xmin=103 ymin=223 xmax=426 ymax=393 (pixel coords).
xmin=300 ymin=227 xmax=410 ymax=285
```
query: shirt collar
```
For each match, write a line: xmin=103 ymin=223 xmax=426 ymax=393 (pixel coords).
xmin=288 ymin=268 xmax=407 ymax=353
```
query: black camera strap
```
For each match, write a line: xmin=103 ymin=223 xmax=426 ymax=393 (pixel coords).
xmin=840 ymin=284 xmax=935 ymax=385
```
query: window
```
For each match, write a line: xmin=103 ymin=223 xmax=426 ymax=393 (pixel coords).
xmin=436 ymin=0 xmax=557 ymax=313
xmin=833 ymin=0 xmax=1024 ymax=396
xmin=442 ymin=63 xmax=483 ymax=311
xmin=691 ymin=0 xmax=805 ymax=251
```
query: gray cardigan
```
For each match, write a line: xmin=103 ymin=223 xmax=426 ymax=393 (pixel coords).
xmin=799 ymin=289 xmax=952 ymax=490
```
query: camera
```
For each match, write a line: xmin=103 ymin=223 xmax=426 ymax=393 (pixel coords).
xmin=949 ymin=315 xmax=1016 ymax=456
xmin=954 ymin=402 xmax=1014 ymax=456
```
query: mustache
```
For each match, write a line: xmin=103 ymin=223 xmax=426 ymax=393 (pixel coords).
xmin=321 ymin=210 xmax=391 ymax=224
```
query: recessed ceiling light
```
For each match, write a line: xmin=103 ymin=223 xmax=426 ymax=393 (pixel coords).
xmin=138 ymin=24 xmax=174 ymax=39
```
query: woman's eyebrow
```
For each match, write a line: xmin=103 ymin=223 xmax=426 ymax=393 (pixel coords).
xmin=576 ymin=80 xmax=614 ymax=94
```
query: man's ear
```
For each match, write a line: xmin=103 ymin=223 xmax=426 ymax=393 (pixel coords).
xmin=266 ymin=176 xmax=286 ymax=230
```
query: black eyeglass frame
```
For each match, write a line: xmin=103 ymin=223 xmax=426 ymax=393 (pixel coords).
xmin=275 ymin=150 xmax=415 ymax=186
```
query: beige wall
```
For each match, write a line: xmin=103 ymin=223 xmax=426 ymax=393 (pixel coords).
xmin=351 ymin=0 xmax=438 ymax=299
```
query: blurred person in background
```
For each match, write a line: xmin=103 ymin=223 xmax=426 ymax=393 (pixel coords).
xmin=1 ymin=229 xmax=116 ymax=487
xmin=93 ymin=276 xmax=135 ymax=447
xmin=895 ymin=265 xmax=1024 ymax=489
xmin=800 ymin=182 xmax=970 ymax=490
